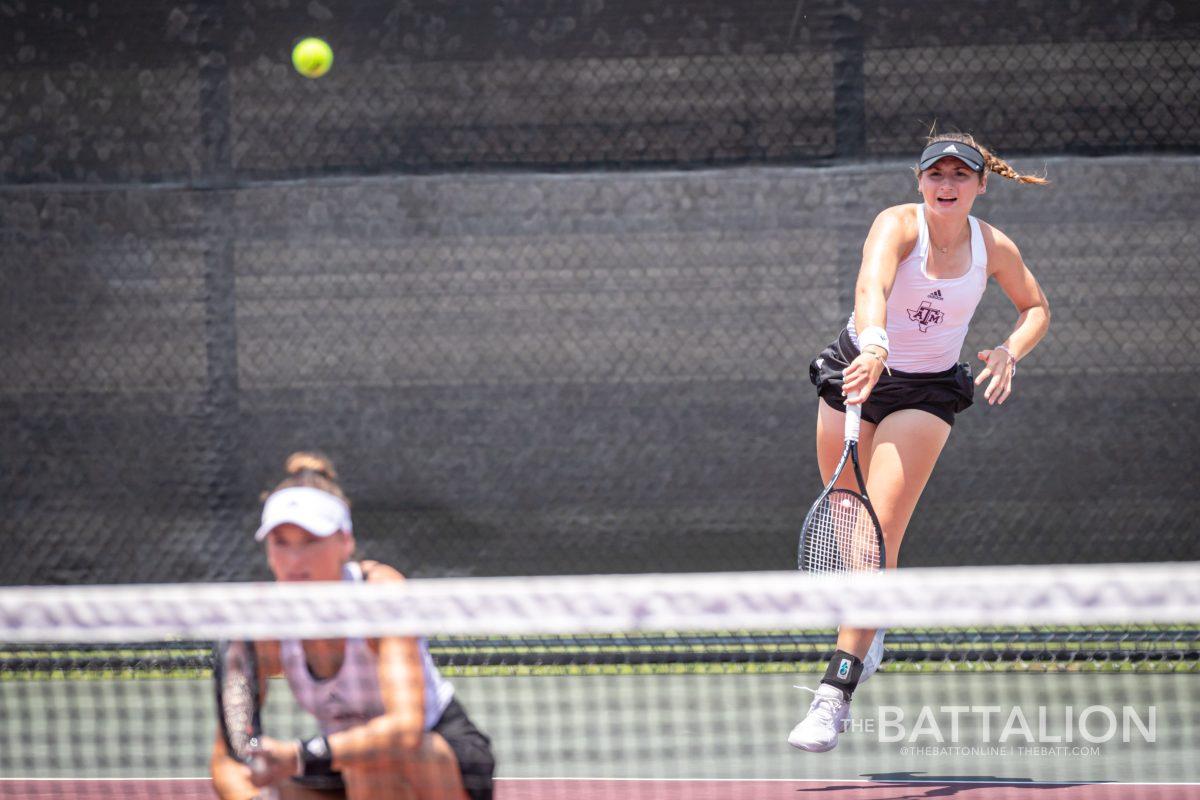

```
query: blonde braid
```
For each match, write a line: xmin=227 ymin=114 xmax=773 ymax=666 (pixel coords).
xmin=980 ymin=149 xmax=1050 ymax=186
xmin=925 ymin=132 xmax=1049 ymax=186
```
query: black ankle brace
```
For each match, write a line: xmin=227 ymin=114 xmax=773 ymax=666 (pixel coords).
xmin=821 ymin=650 xmax=864 ymax=701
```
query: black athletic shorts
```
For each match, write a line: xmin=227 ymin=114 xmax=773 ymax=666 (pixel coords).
xmin=289 ymin=697 xmax=495 ymax=799
xmin=434 ymin=696 xmax=496 ymax=800
xmin=809 ymin=328 xmax=974 ymax=427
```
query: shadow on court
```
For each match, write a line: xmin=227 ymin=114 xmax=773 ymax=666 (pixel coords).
xmin=790 ymin=772 xmax=1190 ymax=799
xmin=810 ymin=771 xmax=1094 ymax=795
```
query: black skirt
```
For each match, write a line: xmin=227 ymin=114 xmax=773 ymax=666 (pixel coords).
xmin=809 ymin=328 xmax=974 ymax=426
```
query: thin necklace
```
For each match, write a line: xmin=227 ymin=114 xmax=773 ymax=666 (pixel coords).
xmin=930 ymin=224 xmax=967 ymax=255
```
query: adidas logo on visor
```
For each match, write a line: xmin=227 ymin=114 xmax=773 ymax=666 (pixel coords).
xmin=944 ymin=144 xmax=959 ymax=153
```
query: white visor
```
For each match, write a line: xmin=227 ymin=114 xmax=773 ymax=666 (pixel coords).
xmin=254 ymin=486 xmax=352 ymax=542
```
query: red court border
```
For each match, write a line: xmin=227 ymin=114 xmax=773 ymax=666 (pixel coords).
xmin=2 ymin=778 xmax=1197 ymax=799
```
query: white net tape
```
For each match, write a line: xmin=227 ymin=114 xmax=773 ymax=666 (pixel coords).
xmin=2 ymin=563 xmax=1198 ymax=643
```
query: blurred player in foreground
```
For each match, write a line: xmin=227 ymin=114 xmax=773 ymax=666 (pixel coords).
xmin=211 ymin=452 xmax=494 ymax=799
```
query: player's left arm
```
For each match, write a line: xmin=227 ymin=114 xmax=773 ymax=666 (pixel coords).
xmin=324 ymin=561 xmax=428 ymax=771
xmin=977 ymin=222 xmax=1051 ymax=405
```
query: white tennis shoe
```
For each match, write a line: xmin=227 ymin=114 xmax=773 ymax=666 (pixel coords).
xmin=787 ymin=683 xmax=850 ymax=752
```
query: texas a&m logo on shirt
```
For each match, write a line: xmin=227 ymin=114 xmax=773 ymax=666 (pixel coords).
xmin=907 ymin=297 xmax=945 ymax=332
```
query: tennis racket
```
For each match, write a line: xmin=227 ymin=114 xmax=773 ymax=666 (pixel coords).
xmin=214 ymin=639 xmax=264 ymax=763
xmin=798 ymin=392 xmax=885 ymax=574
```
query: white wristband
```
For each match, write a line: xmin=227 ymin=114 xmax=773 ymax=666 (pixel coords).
xmin=996 ymin=344 xmax=1017 ymax=375
xmin=858 ymin=326 xmax=889 ymax=353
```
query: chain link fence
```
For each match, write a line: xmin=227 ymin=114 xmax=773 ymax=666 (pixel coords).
xmin=2 ymin=1 xmax=1199 ymax=583
xmin=3 ymin=0 xmax=1199 ymax=182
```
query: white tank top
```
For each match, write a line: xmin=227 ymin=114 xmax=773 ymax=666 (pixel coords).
xmin=849 ymin=204 xmax=988 ymax=373
xmin=280 ymin=562 xmax=455 ymax=736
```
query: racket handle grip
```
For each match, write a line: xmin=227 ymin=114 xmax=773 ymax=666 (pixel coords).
xmin=844 ymin=391 xmax=862 ymax=442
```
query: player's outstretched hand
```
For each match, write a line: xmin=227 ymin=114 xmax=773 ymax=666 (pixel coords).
xmin=975 ymin=348 xmax=1015 ymax=405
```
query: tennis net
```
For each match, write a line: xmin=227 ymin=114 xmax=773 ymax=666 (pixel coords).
xmin=1 ymin=563 xmax=1197 ymax=799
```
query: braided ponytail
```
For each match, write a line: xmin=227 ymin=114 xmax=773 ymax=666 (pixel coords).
xmin=980 ymin=148 xmax=1049 ymax=186
xmin=926 ymin=132 xmax=1048 ymax=186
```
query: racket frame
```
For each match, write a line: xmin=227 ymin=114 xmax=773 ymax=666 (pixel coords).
xmin=213 ymin=639 xmax=265 ymax=764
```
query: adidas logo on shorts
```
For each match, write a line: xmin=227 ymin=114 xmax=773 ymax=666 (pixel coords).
xmin=927 ymin=289 xmax=944 ymax=301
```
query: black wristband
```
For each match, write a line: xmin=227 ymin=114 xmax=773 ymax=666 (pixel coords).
xmin=298 ymin=735 xmax=334 ymax=776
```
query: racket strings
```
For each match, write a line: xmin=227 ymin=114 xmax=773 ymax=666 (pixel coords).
xmin=803 ymin=490 xmax=881 ymax=573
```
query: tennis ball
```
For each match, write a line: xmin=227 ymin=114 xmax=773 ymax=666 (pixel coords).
xmin=292 ymin=37 xmax=333 ymax=79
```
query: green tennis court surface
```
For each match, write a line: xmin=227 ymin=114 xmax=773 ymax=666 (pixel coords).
xmin=2 ymin=671 xmax=1196 ymax=796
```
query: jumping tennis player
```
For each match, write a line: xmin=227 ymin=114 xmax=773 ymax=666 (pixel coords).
xmin=211 ymin=453 xmax=494 ymax=800
xmin=789 ymin=133 xmax=1051 ymax=752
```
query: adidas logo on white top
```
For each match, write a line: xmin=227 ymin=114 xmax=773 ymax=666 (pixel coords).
xmin=927 ymin=289 xmax=944 ymax=300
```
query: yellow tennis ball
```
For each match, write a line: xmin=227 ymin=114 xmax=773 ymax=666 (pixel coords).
xmin=292 ymin=37 xmax=333 ymax=79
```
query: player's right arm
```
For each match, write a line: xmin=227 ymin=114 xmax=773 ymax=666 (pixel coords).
xmin=844 ymin=205 xmax=914 ymax=404
xmin=211 ymin=640 xmax=282 ymax=800
xmin=324 ymin=562 xmax=429 ymax=770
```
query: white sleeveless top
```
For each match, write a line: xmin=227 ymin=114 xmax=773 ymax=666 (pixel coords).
xmin=849 ymin=204 xmax=988 ymax=373
xmin=280 ymin=562 xmax=455 ymax=736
